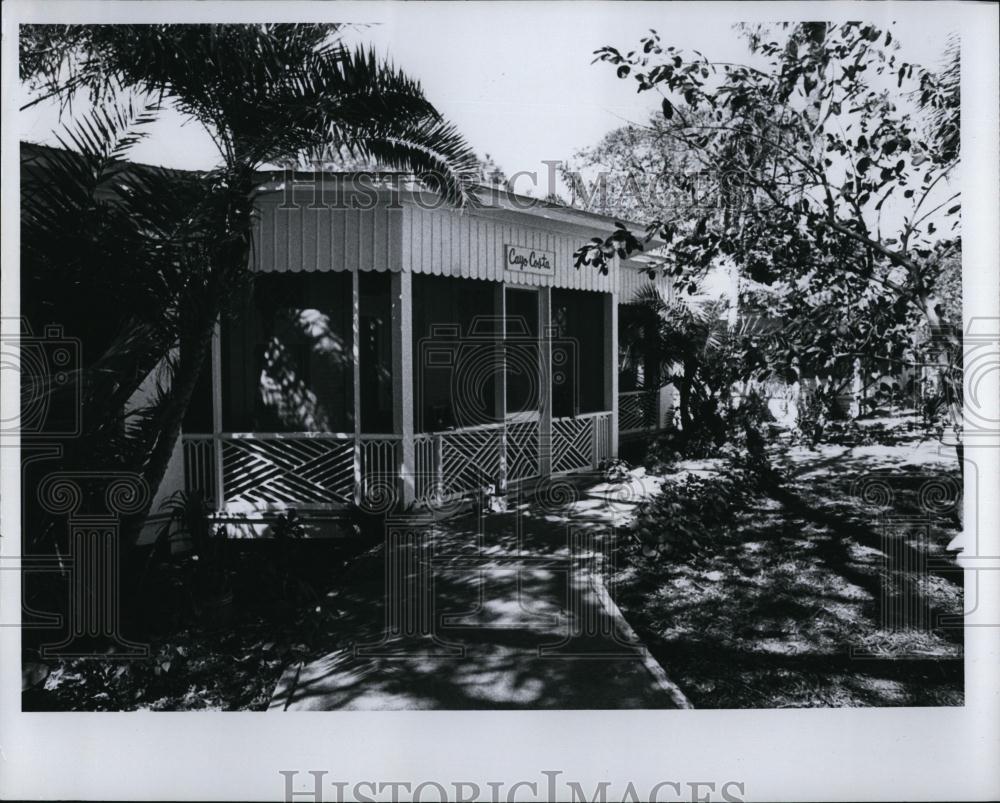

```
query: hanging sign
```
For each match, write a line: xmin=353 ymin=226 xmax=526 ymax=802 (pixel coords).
xmin=504 ymin=244 xmax=555 ymax=275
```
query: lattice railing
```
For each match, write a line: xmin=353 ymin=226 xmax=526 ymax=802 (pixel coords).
xmin=412 ymin=419 xmax=542 ymax=502
xmin=552 ymin=412 xmax=612 ymax=474
xmin=182 ymin=435 xmax=216 ymax=505
xmin=506 ymin=419 xmax=540 ymax=483
xmin=182 ymin=415 xmax=606 ymax=510
xmin=360 ymin=436 xmax=400 ymax=503
xmin=413 ymin=433 xmax=436 ymax=502
xmin=221 ymin=434 xmax=355 ymax=508
xmin=618 ymin=389 xmax=660 ymax=434
xmin=439 ymin=423 xmax=504 ymax=496
xmin=183 ymin=433 xmax=400 ymax=510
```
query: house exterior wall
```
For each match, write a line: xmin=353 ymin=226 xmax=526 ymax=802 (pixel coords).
xmin=401 ymin=204 xmax=617 ymax=291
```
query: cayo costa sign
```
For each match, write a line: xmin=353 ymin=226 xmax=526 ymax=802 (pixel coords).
xmin=504 ymin=244 xmax=555 ymax=275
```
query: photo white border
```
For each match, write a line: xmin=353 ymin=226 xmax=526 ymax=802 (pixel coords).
xmin=1 ymin=2 xmax=997 ymax=801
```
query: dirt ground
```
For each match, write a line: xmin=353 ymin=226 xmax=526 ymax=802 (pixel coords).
xmin=611 ymin=418 xmax=965 ymax=708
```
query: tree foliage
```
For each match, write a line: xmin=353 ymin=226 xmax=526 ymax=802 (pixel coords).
xmin=20 ymin=24 xmax=479 ymax=537
xmin=577 ymin=22 xmax=962 ymax=435
xmin=561 ymin=110 xmax=716 ymax=226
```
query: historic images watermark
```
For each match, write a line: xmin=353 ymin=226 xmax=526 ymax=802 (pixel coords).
xmin=1 ymin=318 xmax=81 ymax=440
xmin=275 ymin=151 xmax=751 ymax=218
xmin=4 ymin=318 xmax=153 ymax=657
xmin=845 ymin=316 xmax=1000 ymax=646
xmin=279 ymin=769 xmax=747 ymax=803
xmin=352 ymin=485 xmax=644 ymax=662
xmin=962 ymin=316 xmax=1000 ymax=444
xmin=350 ymin=311 xmax=646 ymax=661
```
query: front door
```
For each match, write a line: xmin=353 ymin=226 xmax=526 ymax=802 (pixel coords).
xmin=503 ymin=287 xmax=541 ymax=483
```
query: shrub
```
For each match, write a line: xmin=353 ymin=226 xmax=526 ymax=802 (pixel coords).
xmin=631 ymin=471 xmax=750 ymax=559
xmin=645 ymin=386 xmax=777 ymax=469
xmin=630 ymin=446 xmax=778 ymax=561
xmin=794 ymin=387 xmax=830 ymax=446
xmin=599 ymin=457 xmax=632 ymax=483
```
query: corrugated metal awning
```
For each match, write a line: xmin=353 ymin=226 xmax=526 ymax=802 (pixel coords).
xmin=250 ymin=181 xmax=671 ymax=298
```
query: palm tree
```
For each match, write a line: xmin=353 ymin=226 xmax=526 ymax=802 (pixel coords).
xmin=20 ymin=24 xmax=479 ymax=538
xmin=625 ymin=286 xmax=773 ymax=440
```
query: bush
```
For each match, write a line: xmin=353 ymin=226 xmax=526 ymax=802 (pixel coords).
xmin=794 ymin=387 xmax=828 ymax=445
xmin=794 ymin=384 xmax=853 ymax=446
xmin=645 ymin=387 xmax=777 ymax=468
xmin=599 ymin=457 xmax=632 ymax=483
xmin=630 ymin=451 xmax=775 ymax=561
xmin=631 ymin=471 xmax=749 ymax=560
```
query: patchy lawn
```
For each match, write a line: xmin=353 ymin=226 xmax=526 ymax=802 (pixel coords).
xmin=25 ymin=615 xmax=309 ymax=711
xmin=611 ymin=418 xmax=964 ymax=708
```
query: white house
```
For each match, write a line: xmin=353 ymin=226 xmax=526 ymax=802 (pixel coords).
xmin=176 ymin=173 xmax=674 ymax=527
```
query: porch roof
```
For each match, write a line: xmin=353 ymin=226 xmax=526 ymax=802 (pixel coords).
xmin=251 ymin=173 xmax=672 ymax=299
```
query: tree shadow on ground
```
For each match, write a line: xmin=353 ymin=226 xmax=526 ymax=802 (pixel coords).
xmin=611 ymin=425 xmax=964 ymax=708
xmin=272 ymin=485 xmax=687 ymax=710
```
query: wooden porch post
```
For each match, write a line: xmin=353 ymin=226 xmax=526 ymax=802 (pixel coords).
xmin=391 ymin=270 xmax=415 ymax=506
xmin=352 ymin=270 xmax=362 ymax=505
xmin=605 ymin=292 xmax=619 ymax=459
xmin=495 ymin=283 xmax=508 ymax=493
xmin=538 ymin=287 xmax=553 ymax=477
xmin=211 ymin=321 xmax=224 ymax=512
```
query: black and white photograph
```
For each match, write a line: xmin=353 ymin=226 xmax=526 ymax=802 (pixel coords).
xmin=1 ymin=1 xmax=998 ymax=800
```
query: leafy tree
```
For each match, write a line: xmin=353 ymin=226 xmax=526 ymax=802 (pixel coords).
xmin=476 ymin=153 xmax=508 ymax=186
xmin=21 ymin=24 xmax=478 ymax=539
xmin=576 ymin=23 xmax=962 ymax=446
xmin=561 ymin=108 xmax=720 ymax=226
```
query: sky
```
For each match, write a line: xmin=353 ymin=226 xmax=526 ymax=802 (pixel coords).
xmin=18 ymin=2 xmax=956 ymax=197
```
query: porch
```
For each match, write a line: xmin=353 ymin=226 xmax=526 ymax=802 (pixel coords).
xmin=177 ymin=180 xmax=673 ymax=518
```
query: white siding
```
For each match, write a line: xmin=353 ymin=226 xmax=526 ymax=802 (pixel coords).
xmin=251 ymin=189 xmax=671 ymax=298
xmin=251 ymin=193 xmax=403 ymax=274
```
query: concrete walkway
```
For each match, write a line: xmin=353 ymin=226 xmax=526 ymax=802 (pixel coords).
xmin=270 ymin=472 xmax=691 ymax=710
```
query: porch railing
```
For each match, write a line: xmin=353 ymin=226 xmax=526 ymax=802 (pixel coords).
xmin=181 ymin=432 xmax=399 ymax=511
xmin=618 ymin=388 xmax=662 ymax=435
xmin=414 ymin=423 xmax=501 ymax=502
xmin=412 ymin=412 xmax=611 ymax=501
xmin=183 ymin=413 xmax=612 ymax=510
xmin=551 ymin=411 xmax=612 ymax=474
xmin=182 ymin=435 xmax=217 ymax=506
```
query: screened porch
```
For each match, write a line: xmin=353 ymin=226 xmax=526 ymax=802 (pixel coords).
xmin=181 ymin=271 xmax=616 ymax=514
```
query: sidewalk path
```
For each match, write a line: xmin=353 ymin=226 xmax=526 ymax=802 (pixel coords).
xmin=269 ymin=472 xmax=691 ymax=710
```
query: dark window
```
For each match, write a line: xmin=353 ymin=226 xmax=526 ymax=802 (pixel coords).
xmin=359 ymin=271 xmax=393 ymax=433
xmin=221 ymin=273 xmax=353 ymax=433
xmin=182 ymin=354 xmax=214 ymax=433
xmin=618 ymin=302 xmax=662 ymax=392
xmin=505 ymin=288 xmax=539 ymax=419
xmin=551 ymin=289 xmax=606 ymax=416
xmin=412 ymin=274 xmax=499 ymax=432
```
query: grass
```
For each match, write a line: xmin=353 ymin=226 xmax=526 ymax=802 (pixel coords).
xmin=610 ymin=416 xmax=964 ymax=708
xmin=24 ymin=415 xmax=964 ymax=711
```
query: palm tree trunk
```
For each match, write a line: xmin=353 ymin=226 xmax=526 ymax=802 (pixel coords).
xmin=146 ymin=327 xmax=214 ymax=497
xmin=124 ymin=187 xmax=255 ymax=545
